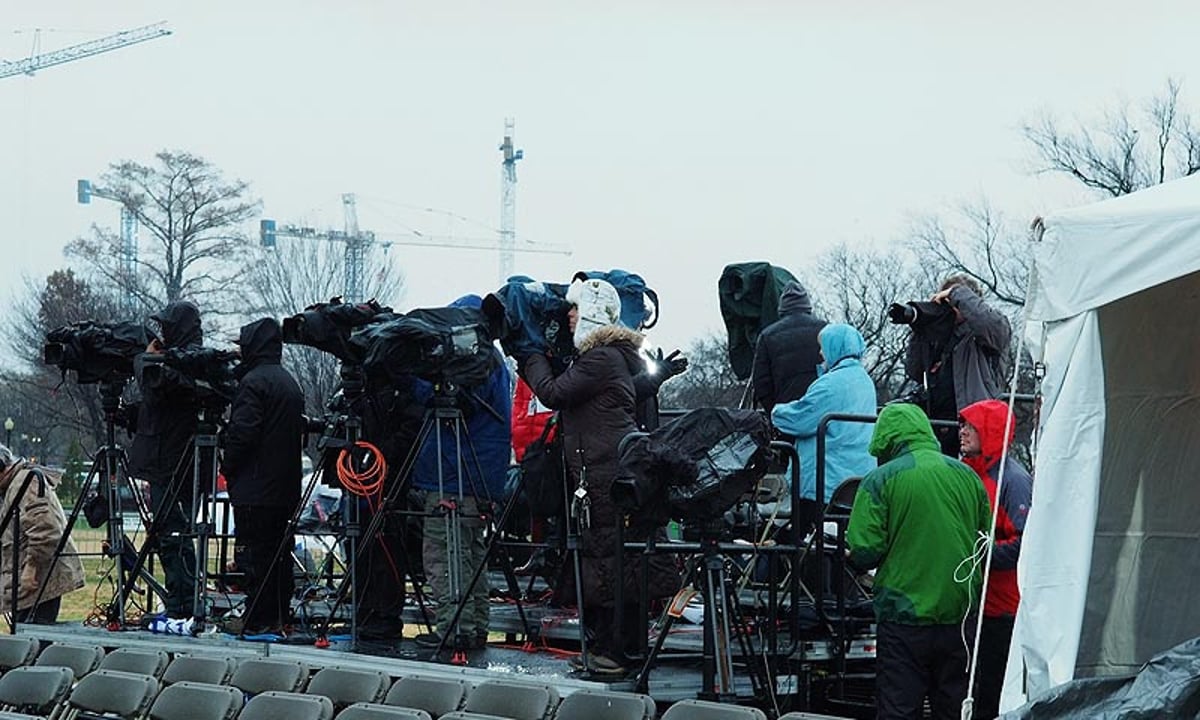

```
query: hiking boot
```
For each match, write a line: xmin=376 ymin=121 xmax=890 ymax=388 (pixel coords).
xmin=217 ymin=616 xmax=246 ymax=635
xmin=472 ymin=629 xmax=489 ymax=649
xmin=567 ymin=652 xmax=627 ymax=676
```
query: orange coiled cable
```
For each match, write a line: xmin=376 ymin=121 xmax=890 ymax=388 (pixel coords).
xmin=337 ymin=440 xmax=387 ymax=504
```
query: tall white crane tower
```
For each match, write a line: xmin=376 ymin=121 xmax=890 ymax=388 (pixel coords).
xmin=499 ymin=118 xmax=524 ymax=284
xmin=0 ymin=22 xmax=171 ymax=80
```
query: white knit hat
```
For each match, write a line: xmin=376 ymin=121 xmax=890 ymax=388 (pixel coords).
xmin=566 ymin=278 xmax=622 ymax=348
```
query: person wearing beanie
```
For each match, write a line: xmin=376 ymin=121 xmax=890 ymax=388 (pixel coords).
xmin=0 ymin=444 xmax=85 ymax=624
xmin=518 ymin=277 xmax=680 ymax=676
xmin=752 ymin=280 xmax=827 ymax=415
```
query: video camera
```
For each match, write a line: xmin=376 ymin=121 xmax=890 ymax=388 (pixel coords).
xmin=357 ymin=305 xmax=501 ymax=388
xmin=140 ymin=347 xmax=240 ymax=405
xmin=281 ymin=297 xmax=395 ymax=365
xmin=44 ymin=320 xmax=151 ymax=385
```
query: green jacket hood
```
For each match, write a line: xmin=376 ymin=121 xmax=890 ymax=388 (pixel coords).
xmin=869 ymin=403 xmax=940 ymax=462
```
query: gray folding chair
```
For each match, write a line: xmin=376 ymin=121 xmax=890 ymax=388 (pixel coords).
xmin=385 ymin=677 xmax=467 ymax=719
xmin=162 ymin=655 xmax=237 ymax=686
xmin=661 ymin=699 xmax=767 ymax=720
xmin=0 ymin=637 xmax=39 ymax=671
xmin=150 ymin=681 xmax=243 ymax=720
xmin=34 ymin=643 xmax=105 ymax=678
xmin=229 ymin=658 xmax=310 ymax=695
xmin=99 ymin=648 xmax=171 ymax=678
xmin=239 ymin=691 xmax=333 ymax=720
xmin=0 ymin=666 xmax=73 ymax=717
xmin=307 ymin=667 xmax=390 ymax=709
xmin=461 ymin=681 xmax=557 ymax=720
xmin=66 ymin=669 xmax=160 ymax=720
xmin=553 ymin=689 xmax=656 ymax=720
xmin=439 ymin=713 xmax=508 ymax=720
xmin=336 ymin=704 xmax=432 ymax=720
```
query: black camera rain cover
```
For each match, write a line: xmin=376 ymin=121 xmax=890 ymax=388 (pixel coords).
xmin=44 ymin=321 xmax=149 ymax=384
xmin=282 ymin=298 xmax=393 ymax=364
xmin=358 ymin=306 xmax=498 ymax=387
xmin=614 ymin=407 xmax=771 ymax=523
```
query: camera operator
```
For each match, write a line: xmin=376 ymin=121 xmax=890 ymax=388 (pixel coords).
xmin=891 ymin=275 xmax=1012 ymax=456
xmin=219 ymin=318 xmax=304 ymax=636
xmin=0 ymin=444 xmax=85 ymax=624
xmin=518 ymin=277 xmax=680 ymax=676
xmin=412 ymin=296 xmax=511 ymax=650
xmin=128 ymin=300 xmax=204 ymax=619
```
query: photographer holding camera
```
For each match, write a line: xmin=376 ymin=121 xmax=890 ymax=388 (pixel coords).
xmin=128 ymin=300 xmax=204 ymax=619
xmin=890 ymin=275 xmax=1011 ymax=456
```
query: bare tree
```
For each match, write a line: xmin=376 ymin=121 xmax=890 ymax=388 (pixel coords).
xmin=808 ymin=242 xmax=928 ymax=400
xmin=1 ymin=269 xmax=123 ymax=457
xmin=1023 ymin=78 xmax=1200 ymax=198
xmin=66 ymin=150 xmax=260 ymax=316
xmin=910 ymin=200 xmax=1031 ymax=308
xmin=658 ymin=333 xmax=747 ymax=410
xmin=241 ymin=238 xmax=405 ymax=419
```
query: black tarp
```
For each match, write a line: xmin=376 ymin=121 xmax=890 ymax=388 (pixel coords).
xmin=613 ymin=407 xmax=771 ymax=524
xmin=1001 ymin=635 xmax=1200 ymax=719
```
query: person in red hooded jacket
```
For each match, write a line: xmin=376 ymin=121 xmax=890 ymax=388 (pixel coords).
xmin=958 ymin=399 xmax=1033 ymax=720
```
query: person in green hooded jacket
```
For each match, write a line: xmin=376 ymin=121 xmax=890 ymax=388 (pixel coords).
xmin=847 ymin=403 xmax=990 ymax=720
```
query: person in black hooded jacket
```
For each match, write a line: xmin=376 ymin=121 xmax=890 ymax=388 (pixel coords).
xmin=221 ymin=318 xmax=305 ymax=634
xmin=129 ymin=300 xmax=205 ymax=619
xmin=751 ymin=280 xmax=827 ymax=415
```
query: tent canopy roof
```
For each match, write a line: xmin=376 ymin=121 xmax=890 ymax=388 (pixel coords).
xmin=1028 ymin=172 xmax=1200 ymax=322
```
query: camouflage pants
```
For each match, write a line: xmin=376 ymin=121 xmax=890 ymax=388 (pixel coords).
xmin=421 ymin=493 xmax=489 ymax=637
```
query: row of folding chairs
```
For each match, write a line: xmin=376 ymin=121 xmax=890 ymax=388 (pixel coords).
xmin=0 ymin=636 xmax=812 ymax=720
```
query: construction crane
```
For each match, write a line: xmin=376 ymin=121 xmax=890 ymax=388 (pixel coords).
xmin=499 ymin=118 xmax=524 ymax=284
xmin=77 ymin=179 xmax=139 ymax=319
xmin=261 ymin=194 xmax=570 ymax=304
xmin=0 ymin=22 xmax=171 ymax=80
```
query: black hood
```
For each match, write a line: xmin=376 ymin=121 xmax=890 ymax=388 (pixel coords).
xmin=778 ymin=281 xmax=813 ymax=316
xmin=237 ymin=318 xmax=283 ymax=369
xmin=152 ymin=301 xmax=202 ymax=348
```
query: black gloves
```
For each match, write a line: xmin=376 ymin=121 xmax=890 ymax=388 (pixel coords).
xmin=651 ymin=348 xmax=688 ymax=381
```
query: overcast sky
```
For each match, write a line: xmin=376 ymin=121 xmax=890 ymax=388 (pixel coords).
xmin=2 ymin=0 xmax=1197 ymax=357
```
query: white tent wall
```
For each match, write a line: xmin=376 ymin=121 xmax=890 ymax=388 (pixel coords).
xmin=1004 ymin=172 xmax=1200 ymax=711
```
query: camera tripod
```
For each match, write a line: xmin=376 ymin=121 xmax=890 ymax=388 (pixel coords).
xmin=31 ymin=380 xmax=167 ymax=626
xmin=633 ymin=520 xmax=772 ymax=703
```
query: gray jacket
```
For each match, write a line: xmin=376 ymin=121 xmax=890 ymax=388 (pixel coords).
xmin=904 ymin=285 xmax=1012 ymax=414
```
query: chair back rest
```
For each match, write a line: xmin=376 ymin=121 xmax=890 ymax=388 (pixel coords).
xmin=240 ymin=691 xmax=334 ymax=720
xmin=68 ymin=669 xmax=160 ymax=719
xmin=163 ymin=655 xmax=237 ymax=685
xmin=661 ymin=699 xmax=767 ymax=720
xmin=100 ymin=647 xmax=171 ymax=678
xmin=35 ymin=642 xmax=105 ymax=677
xmin=0 ymin=665 xmax=74 ymax=714
xmin=827 ymin=476 xmax=862 ymax=516
xmin=336 ymin=703 xmax=432 ymax=720
xmin=308 ymin=667 xmax=390 ymax=708
xmin=554 ymin=689 xmax=655 ymax=720
xmin=150 ymin=680 xmax=244 ymax=720
xmin=462 ymin=681 xmax=557 ymax=720
xmin=230 ymin=658 xmax=310 ymax=695
xmin=385 ymin=676 xmax=466 ymax=718
xmin=0 ymin=636 xmax=39 ymax=670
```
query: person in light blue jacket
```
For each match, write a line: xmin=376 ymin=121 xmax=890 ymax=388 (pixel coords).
xmin=771 ymin=323 xmax=878 ymax=534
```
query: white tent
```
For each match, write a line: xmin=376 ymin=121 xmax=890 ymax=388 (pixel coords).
xmin=1005 ymin=171 xmax=1200 ymax=709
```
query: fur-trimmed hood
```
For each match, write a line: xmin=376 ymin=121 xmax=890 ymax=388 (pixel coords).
xmin=577 ymin=324 xmax=644 ymax=354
